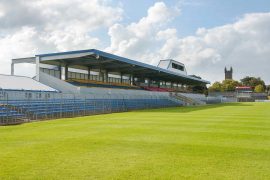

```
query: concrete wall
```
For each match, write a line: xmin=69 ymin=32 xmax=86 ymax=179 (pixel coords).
xmin=39 ymin=71 xmax=79 ymax=94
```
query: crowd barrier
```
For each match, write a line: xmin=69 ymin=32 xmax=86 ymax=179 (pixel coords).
xmin=0 ymin=91 xmax=182 ymax=125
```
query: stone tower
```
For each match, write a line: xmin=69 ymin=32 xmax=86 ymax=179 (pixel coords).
xmin=225 ymin=67 xmax=233 ymax=80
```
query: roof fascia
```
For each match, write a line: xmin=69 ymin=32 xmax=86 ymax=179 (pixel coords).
xmin=12 ymin=57 xmax=35 ymax=64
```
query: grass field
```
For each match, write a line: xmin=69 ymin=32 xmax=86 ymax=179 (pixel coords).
xmin=0 ymin=103 xmax=270 ymax=179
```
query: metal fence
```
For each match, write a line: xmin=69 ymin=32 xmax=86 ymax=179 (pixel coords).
xmin=0 ymin=90 xmax=181 ymax=125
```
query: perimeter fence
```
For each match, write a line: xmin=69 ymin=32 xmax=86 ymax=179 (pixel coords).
xmin=0 ymin=90 xmax=181 ymax=125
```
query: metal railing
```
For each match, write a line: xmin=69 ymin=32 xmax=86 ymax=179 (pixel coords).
xmin=0 ymin=90 xmax=181 ymax=125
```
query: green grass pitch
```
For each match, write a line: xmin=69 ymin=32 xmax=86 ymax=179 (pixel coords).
xmin=0 ymin=103 xmax=270 ymax=179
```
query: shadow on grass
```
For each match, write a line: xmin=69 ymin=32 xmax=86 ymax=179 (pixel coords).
xmin=136 ymin=103 xmax=254 ymax=113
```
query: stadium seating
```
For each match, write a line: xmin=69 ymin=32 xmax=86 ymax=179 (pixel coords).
xmin=67 ymin=79 xmax=142 ymax=90
xmin=143 ymin=87 xmax=175 ymax=92
xmin=0 ymin=106 xmax=24 ymax=118
xmin=0 ymin=105 xmax=26 ymax=125
xmin=251 ymin=93 xmax=268 ymax=100
xmin=0 ymin=98 xmax=181 ymax=121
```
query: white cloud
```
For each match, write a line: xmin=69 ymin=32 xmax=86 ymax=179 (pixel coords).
xmin=0 ymin=0 xmax=123 ymax=76
xmin=157 ymin=28 xmax=178 ymax=40
xmin=106 ymin=2 xmax=180 ymax=64
xmin=156 ymin=13 xmax=270 ymax=84
xmin=0 ymin=26 xmax=38 ymax=76
xmin=0 ymin=0 xmax=122 ymax=31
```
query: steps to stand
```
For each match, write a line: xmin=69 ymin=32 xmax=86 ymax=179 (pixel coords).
xmin=170 ymin=93 xmax=206 ymax=106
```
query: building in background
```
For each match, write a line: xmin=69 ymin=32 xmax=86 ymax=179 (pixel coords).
xmin=225 ymin=67 xmax=233 ymax=80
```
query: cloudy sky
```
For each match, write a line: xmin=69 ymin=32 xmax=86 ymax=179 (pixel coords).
xmin=0 ymin=0 xmax=270 ymax=84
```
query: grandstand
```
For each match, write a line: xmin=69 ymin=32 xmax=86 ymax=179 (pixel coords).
xmin=1 ymin=49 xmax=212 ymax=125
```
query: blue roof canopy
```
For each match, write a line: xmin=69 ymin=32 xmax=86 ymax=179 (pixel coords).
xmin=37 ymin=49 xmax=210 ymax=85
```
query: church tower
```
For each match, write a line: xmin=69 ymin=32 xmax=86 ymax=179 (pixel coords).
xmin=225 ymin=67 xmax=233 ymax=80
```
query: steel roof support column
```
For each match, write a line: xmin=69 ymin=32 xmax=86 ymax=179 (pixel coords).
xmin=11 ymin=63 xmax=15 ymax=75
xmin=88 ymin=66 xmax=91 ymax=80
xmin=36 ymin=56 xmax=40 ymax=81
xmin=120 ymin=72 xmax=123 ymax=84
xmin=104 ymin=70 xmax=108 ymax=83
xmin=64 ymin=64 xmax=68 ymax=80
xmin=132 ymin=75 xmax=135 ymax=85
xmin=58 ymin=65 xmax=62 ymax=79
xmin=147 ymin=78 xmax=151 ymax=87
xmin=130 ymin=74 xmax=134 ymax=85
xmin=99 ymin=68 xmax=104 ymax=82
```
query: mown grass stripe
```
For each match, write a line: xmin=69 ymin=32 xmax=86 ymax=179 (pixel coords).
xmin=0 ymin=102 xmax=269 ymax=179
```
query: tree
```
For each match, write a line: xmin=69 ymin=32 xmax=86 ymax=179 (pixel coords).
xmin=221 ymin=79 xmax=241 ymax=91
xmin=208 ymin=82 xmax=222 ymax=92
xmin=208 ymin=80 xmax=241 ymax=92
xmin=208 ymin=76 xmax=267 ymax=93
xmin=240 ymin=76 xmax=265 ymax=88
xmin=254 ymin=84 xmax=265 ymax=93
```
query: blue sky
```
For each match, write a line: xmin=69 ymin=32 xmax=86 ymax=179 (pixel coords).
xmin=117 ymin=0 xmax=270 ymax=36
xmin=94 ymin=0 xmax=270 ymax=50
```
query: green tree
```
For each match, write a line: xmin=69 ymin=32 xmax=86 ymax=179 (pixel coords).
xmin=208 ymin=82 xmax=222 ymax=92
xmin=221 ymin=79 xmax=241 ymax=91
xmin=240 ymin=76 xmax=265 ymax=87
xmin=208 ymin=80 xmax=241 ymax=92
xmin=254 ymin=84 xmax=265 ymax=93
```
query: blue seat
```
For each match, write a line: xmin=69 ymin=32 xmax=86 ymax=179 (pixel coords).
xmin=0 ymin=98 xmax=182 ymax=121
